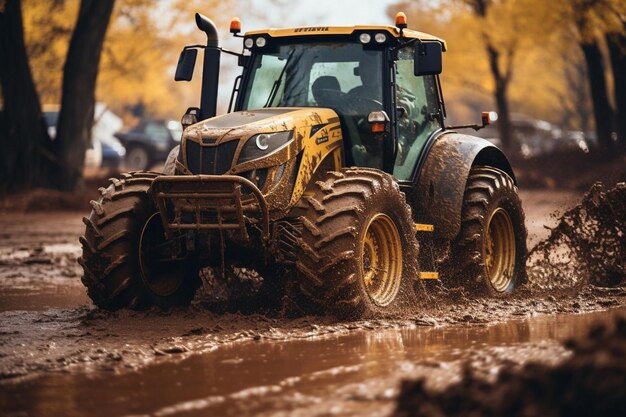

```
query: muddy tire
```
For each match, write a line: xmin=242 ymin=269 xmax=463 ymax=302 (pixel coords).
xmin=79 ymin=172 xmax=200 ymax=310
xmin=293 ymin=168 xmax=419 ymax=319
xmin=450 ymin=166 xmax=527 ymax=295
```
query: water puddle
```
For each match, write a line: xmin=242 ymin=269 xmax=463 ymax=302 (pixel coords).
xmin=2 ymin=307 xmax=624 ymax=417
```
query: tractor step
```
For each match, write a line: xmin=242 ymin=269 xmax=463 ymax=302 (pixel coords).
xmin=419 ymin=271 xmax=439 ymax=280
xmin=415 ymin=223 xmax=434 ymax=232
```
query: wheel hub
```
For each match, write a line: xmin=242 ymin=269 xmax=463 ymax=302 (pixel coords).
xmin=360 ymin=214 xmax=402 ymax=306
xmin=139 ymin=213 xmax=188 ymax=297
xmin=485 ymin=207 xmax=516 ymax=292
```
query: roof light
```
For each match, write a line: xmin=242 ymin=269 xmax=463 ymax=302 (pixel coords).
xmin=255 ymin=37 xmax=266 ymax=47
xmin=374 ymin=33 xmax=386 ymax=43
xmin=230 ymin=17 xmax=241 ymax=34
xmin=244 ymin=38 xmax=254 ymax=49
xmin=395 ymin=12 xmax=407 ymax=29
xmin=359 ymin=33 xmax=371 ymax=44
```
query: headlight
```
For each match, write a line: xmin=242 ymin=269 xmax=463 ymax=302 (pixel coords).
xmin=359 ymin=33 xmax=371 ymax=44
xmin=239 ymin=131 xmax=293 ymax=163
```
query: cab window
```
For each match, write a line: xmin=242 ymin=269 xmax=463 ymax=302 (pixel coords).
xmin=239 ymin=42 xmax=384 ymax=169
xmin=393 ymin=46 xmax=441 ymax=181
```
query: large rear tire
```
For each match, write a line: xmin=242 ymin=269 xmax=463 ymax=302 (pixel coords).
xmin=449 ymin=166 xmax=527 ymax=295
xmin=79 ymin=172 xmax=200 ymax=310
xmin=293 ymin=168 xmax=419 ymax=319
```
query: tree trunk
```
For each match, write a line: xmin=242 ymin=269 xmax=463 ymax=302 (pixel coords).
xmin=53 ymin=0 xmax=115 ymax=190
xmin=606 ymin=29 xmax=626 ymax=150
xmin=466 ymin=0 xmax=516 ymax=154
xmin=0 ymin=0 xmax=56 ymax=192
xmin=486 ymin=43 xmax=515 ymax=154
xmin=579 ymin=39 xmax=615 ymax=152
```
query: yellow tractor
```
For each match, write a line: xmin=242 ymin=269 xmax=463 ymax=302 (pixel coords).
xmin=79 ymin=12 xmax=526 ymax=318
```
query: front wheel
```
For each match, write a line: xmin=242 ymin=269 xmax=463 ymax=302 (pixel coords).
xmin=79 ymin=172 xmax=200 ymax=310
xmin=450 ymin=166 xmax=527 ymax=295
xmin=293 ymin=168 xmax=419 ymax=319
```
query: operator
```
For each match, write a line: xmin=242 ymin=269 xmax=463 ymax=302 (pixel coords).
xmin=348 ymin=56 xmax=417 ymax=168
xmin=348 ymin=56 xmax=384 ymax=168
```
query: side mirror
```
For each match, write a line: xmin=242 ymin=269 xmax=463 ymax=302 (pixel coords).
xmin=175 ymin=48 xmax=198 ymax=82
xmin=414 ymin=42 xmax=442 ymax=76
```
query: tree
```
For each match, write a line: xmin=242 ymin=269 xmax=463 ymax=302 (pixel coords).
xmin=3 ymin=0 xmax=237 ymax=192
xmin=570 ymin=0 xmax=617 ymax=152
xmin=463 ymin=0 xmax=518 ymax=153
xmin=0 ymin=0 xmax=56 ymax=192
xmin=53 ymin=0 xmax=115 ymax=190
xmin=606 ymin=22 xmax=626 ymax=147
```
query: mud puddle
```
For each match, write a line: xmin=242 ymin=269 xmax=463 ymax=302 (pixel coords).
xmin=0 ymin=241 xmax=87 ymax=312
xmin=1 ymin=306 xmax=624 ymax=417
xmin=1 ymin=187 xmax=625 ymax=416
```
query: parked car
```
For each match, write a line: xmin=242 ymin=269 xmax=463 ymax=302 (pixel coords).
xmin=114 ymin=120 xmax=182 ymax=170
xmin=43 ymin=103 xmax=125 ymax=169
xmin=476 ymin=114 xmax=592 ymax=157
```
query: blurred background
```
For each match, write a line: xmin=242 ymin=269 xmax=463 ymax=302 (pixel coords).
xmin=0 ymin=0 xmax=625 ymax=196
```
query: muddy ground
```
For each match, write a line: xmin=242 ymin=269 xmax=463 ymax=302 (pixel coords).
xmin=1 ymin=188 xmax=625 ymax=416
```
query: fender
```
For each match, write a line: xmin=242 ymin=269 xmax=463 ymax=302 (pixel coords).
xmin=412 ymin=132 xmax=515 ymax=240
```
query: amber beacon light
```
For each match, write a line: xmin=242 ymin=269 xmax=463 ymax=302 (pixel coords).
xmin=395 ymin=12 xmax=407 ymax=29
xmin=230 ymin=17 xmax=241 ymax=34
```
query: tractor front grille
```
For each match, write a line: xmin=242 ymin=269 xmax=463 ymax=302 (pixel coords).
xmin=185 ymin=140 xmax=239 ymax=175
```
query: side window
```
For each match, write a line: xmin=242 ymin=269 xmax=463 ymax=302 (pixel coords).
xmin=393 ymin=46 xmax=441 ymax=181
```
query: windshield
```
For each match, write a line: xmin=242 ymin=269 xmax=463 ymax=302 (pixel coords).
xmin=240 ymin=42 xmax=385 ymax=167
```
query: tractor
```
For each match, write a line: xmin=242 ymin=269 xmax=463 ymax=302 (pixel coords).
xmin=79 ymin=12 xmax=526 ymax=318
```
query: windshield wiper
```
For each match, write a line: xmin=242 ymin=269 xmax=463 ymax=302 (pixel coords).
xmin=264 ymin=49 xmax=295 ymax=108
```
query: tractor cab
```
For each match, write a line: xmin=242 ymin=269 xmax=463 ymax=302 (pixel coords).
xmin=176 ymin=14 xmax=446 ymax=181
xmin=237 ymin=24 xmax=446 ymax=179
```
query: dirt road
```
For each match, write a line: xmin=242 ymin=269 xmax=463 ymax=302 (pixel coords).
xmin=1 ymin=189 xmax=625 ymax=416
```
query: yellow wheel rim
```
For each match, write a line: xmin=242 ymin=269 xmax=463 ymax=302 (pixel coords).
xmin=361 ymin=214 xmax=403 ymax=306
xmin=485 ymin=208 xmax=516 ymax=292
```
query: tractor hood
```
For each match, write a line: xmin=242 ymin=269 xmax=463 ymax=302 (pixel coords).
xmin=179 ymin=107 xmax=342 ymax=177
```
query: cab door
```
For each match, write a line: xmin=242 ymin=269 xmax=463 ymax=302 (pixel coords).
xmin=392 ymin=45 xmax=443 ymax=182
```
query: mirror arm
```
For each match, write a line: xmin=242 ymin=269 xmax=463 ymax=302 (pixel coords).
xmin=445 ymin=114 xmax=492 ymax=131
xmin=219 ymin=47 xmax=244 ymax=58
xmin=390 ymin=37 xmax=419 ymax=54
xmin=183 ymin=44 xmax=206 ymax=50
xmin=182 ymin=45 xmax=242 ymax=58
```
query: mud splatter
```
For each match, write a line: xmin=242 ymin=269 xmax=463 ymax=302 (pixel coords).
xmin=526 ymin=182 xmax=626 ymax=290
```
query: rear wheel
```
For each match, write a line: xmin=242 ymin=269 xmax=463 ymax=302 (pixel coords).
xmin=79 ymin=172 xmax=200 ymax=310
xmin=449 ymin=166 xmax=527 ymax=295
xmin=293 ymin=168 xmax=419 ymax=319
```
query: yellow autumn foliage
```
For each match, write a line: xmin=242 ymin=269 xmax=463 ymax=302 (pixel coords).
xmin=393 ymin=0 xmax=625 ymax=131
xmin=22 ymin=0 xmax=233 ymax=124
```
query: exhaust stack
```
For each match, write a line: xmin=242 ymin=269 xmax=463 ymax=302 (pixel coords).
xmin=195 ymin=13 xmax=220 ymax=120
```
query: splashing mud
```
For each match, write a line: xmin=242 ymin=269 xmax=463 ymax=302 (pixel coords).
xmin=526 ymin=182 xmax=626 ymax=290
